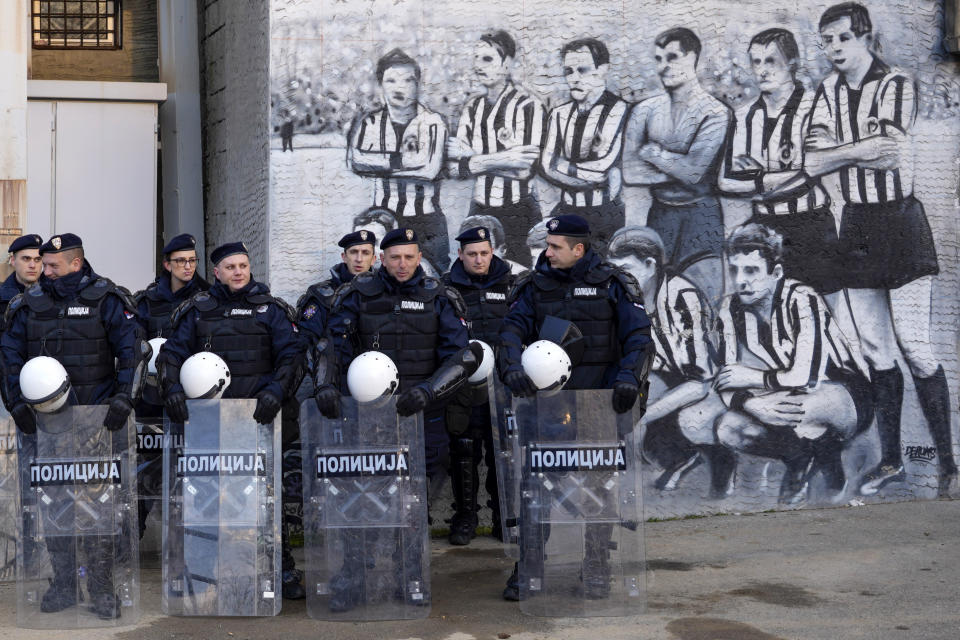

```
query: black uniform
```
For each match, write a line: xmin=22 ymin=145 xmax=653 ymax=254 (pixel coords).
xmin=497 ymin=247 xmax=653 ymax=601
xmin=2 ymin=260 xmax=149 ymax=619
xmin=132 ymin=271 xmax=209 ymax=537
xmin=443 ymin=255 xmax=514 ymax=542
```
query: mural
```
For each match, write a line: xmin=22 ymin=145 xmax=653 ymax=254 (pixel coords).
xmin=269 ymin=0 xmax=960 ymax=518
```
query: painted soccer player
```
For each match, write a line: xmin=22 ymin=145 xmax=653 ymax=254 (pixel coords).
xmin=718 ymin=28 xmax=840 ymax=296
xmin=797 ymin=2 xmax=955 ymax=496
xmin=622 ymin=27 xmax=730 ymax=307
xmin=606 ymin=227 xmax=720 ymax=494
xmin=710 ymin=224 xmax=872 ymax=504
xmin=348 ymin=49 xmax=451 ymax=271
xmin=447 ymin=30 xmax=545 ymax=269
xmin=539 ymin=38 xmax=630 ymax=253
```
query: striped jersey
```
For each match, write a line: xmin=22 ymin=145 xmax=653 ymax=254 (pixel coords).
xmin=716 ymin=278 xmax=859 ymax=389
xmin=721 ymin=83 xmax=830 ymax=215
xmin=348 ymin=104 xmax=447 ymax=216
xmin=651 ymin=274 xmax=715 ymax=381
xmin=808 ymin=57 xmax=916 ymax=205
xmin=455 ymin=82 xmax=546 ymax=207
xmin=542 ymin=91 xmax=629 ymax=208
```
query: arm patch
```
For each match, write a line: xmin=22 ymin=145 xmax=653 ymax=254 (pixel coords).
xmin=443 ymin=286 xmax=468 ymax=318
xmin=507 ymin=271 xmax=533 ymax=305
xmin=611 ymin=267 xmax=644 ymax=305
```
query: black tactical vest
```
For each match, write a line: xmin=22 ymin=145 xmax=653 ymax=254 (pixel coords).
xmin=530 ymin=268 xmax=619 ymax=389
xmin=23 ymin=279 xmax=117 ymax=405
xmin=142 ymin=292 xmax=175 ymax=339
xmin=352 ymin=273 xmax=441 ymax=392
xmin=192 ymin=291 xmax=275 ymax=398
xmin=448 ymin=278 xmax=512 ymax=347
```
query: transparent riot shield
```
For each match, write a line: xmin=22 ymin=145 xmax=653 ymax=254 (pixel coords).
xmin=488 ymin=376 xmax=520 ymax=556
xmin=514 ymin=389 xmax=645 ymax=617
xmin=301 ymin=396 xmax=429 ymax=621
xmin=162 ymin=399 xmax=282 ymax=616
xmin=0 ymin=409 xmax=17 ymax=581
xmin=17 ymin=406 xmax=140 ymax=628
xmin=135 ymin=416 xmax=169 ymax=566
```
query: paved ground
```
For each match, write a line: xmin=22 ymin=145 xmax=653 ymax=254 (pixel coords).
xmin=1 ymin=498 xmax=959 ymax=639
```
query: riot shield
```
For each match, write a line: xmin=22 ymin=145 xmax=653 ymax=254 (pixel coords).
xmin=514 ymin=389 xmax=645 ymax=617
xmin=488 ymin=376 xmax=521 ymax=556
xmin=135 ymin=417 xmax=169 ymax=565
xmin=0 ymin=409 xmax=16 ymax=581
xmin=17 ymin=405 xmax=140 ymax=628
xmin=162 ymin=399 xmax=282 ymax=616
xmin=301 ymin=396 xmax=429 ymax=621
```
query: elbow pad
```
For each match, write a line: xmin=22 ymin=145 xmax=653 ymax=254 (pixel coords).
xmin=427 ymin=343 xmax=482 ymax=404
xmin=634 ymin=342 xmax=655 ymax=385
xmin=117 ymin=337 xmax=152 ymax=404
xmin=312 ymin=338 xmax=340 ymax=391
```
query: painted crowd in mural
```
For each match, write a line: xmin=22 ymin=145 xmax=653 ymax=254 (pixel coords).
xmin=269 ymin=0 xmax=960 ymax=516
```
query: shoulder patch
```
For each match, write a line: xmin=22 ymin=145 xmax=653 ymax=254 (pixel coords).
xmin=4 ymin=293 xmax=24 ymax=326
xmin=274 ymin=296 xmax=299 ymax=323
xmin=422 ymin=276 xmax=440 ymax=291
xmin=508 ymin=271 xmax=534 ymax=305
xmin=444 ymin=286 xmax=468 ymax=319
xmin=611 ymin=266 xmax=644 ymax=305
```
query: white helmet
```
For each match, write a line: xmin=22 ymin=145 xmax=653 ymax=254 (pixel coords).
xmin=521 ymin=340 xmax=572 ymax=391
xmin=467 ymin=340 xmax=494 ymax=384
xmin=20 ymin=356 xmax=71 ymax=413
xmin=146 ymin=337 xmax=166 ymax=385
xmin=347 ymin=351 xmax=400 ymax=403
xmin=181 ymin=352 xmax=231 ymax=399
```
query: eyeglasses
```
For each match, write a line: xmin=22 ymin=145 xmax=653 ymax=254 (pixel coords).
xmin=170 ymin=258 xmax=198 ymax=267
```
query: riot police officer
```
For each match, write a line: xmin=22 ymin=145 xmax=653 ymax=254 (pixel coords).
xmin=1 ymin=233 xmax=150 ymax=619
xmin=156 ymin=241 xmax=307 ymax=600
xmin=497 ymin=215 xmax=653 ymax=601
xmin=132 ymin=233 xmax=209 ymax=538
xmin=0 ymin=234 xmax=43 ymax=332
xmin=442 ymin=226 xmax=515 ymax=545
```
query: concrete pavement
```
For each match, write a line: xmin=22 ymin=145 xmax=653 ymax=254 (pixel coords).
xmin=1 ymin=498 xmax=958 ymax=639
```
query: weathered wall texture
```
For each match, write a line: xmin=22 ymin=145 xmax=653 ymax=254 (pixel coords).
xmin=199 ymin=0 xmax=270 ymax=276
xmin=268 ymin=0 xmax=960 ymax=520
xmin=30 ymin=0 xmax=159 ymax=82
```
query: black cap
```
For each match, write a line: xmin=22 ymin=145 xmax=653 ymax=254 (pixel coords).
xmin=380 ymin=228 xmax=418 ymax=250
xmin=210 ymin=241 xmax=249 ymax=265
xmin=8 ymin=234 xmax=43 ymax=254
xmin=40 ymin=233 xmax=83 ymax=255
xmin=338 ymin=230 xmax=377 ymax=249
xmin=545 ymin=215 xmax=590 ymax=237
xmin=455 ymin=226 xmax=492 ymax=247
xmin=163 ymin=233 xmax=198 ymax=255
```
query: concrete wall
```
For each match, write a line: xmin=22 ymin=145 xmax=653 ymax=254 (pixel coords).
xmin=198 ymin=0 xmax=270 ymax=278
xmin=31 ymin=0 xmax=159 ymax=82
xmin=264 ymin=0 xmax=960 ymax=525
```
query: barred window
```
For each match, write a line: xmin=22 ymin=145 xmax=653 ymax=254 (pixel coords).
xmin=32 ymin=1 xmax=121 ymax=50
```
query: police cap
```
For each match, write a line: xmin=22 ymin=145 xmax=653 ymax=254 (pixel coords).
xmin=338 ymin=230 xmax=377 ymax=249
xmin=455 ymin=226 xmax=492 ymax=247
xmin=210 ymin=242 xmax=249 ymax=265
xmin=545 ymin=215 xmax=590 ymax=238
xmin=163 ymin=233 xmax=198 ymax=255
xmin=40 ymin=233 xmax=83 ymax=255
xmin=8 ymin=234 xmax=43 ymax=254
xmin=380 ymin=228 xmax=418 ymax=250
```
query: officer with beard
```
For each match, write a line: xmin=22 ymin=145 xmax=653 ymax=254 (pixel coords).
xmin=442 ymin=226 xmax=515 ymax=545
xmin=497 ymin=215 xmax=653 ymax=601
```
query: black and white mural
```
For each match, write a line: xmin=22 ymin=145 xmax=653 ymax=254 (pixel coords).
xmin=269 ymin=0 xmax=960 ymax=518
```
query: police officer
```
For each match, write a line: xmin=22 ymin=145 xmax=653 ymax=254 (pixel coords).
xmin=1 ymin=233 xmax=150 ymax=619
xmin=0 ymin=234 xmax=43 ymax=332
xmin=497 ymin=215 xmax=653 ymax=601
xmin=156 ymin=241 xmax=307 ymax=600
xmin=314 ymin=228 xmax=481 ymax=609
xmin=132 ymin=233 xmax=210 ymax=538
xmin=297 ymin=230 xmax=377 ymax=349
xmin=442 ymin=226 xmax=515 ymax=545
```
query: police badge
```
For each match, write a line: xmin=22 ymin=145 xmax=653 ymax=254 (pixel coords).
xmin=52 ymin=236 xmax=62 ymax=250
xmin=405 ymin=229 xmax=414 ymax=241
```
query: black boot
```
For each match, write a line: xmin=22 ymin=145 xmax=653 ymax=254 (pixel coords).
xmin=449 ymin=437 xmax=478 ymax=546
xmin=85 ymin=540 xmax=120 ymax=620
xmin=281 ymin=537 xmax=305 ymax=600
xmin=40 ymin=545 xmax=78 ymax=613
xmin=913 ymin=366 xmax=958 ymax=496
xmin=581 ymin=524 xmax=613 ymax=599
xmin=860 ymin=366 xmax=905 ymax=495
xmin=328 ymin=532 xmax=366 ymax=612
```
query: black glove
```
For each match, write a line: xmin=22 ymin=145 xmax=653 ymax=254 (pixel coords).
xmin=103 ymin=394 xmax=134 ymax=431
xmin=504 ymin=370 xmax=538 ymax=398
xmin=396 ymin=386 xmax=429 ymax=417
xmin=313 ymin=384 xmax=341 ymax=419
xmin=253 ymin=390 xmax=282 ymax=424
xmin=165 ymin=391 xmax=189 ymax=424
xmin=11 ymin=403 xmax=37 ymax=435
xmin=612 ymin=381 xmax=639 ymax=414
